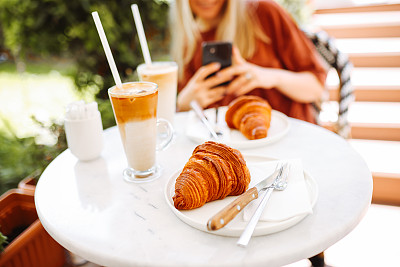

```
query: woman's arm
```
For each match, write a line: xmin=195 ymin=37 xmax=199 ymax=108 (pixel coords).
xmin=265 ymin=68 xmax=324 ymax=103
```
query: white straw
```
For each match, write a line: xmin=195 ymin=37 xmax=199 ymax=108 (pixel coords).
xmin=91 ymin=11 xmax=122 ymax=87
xmin=131 ymin=4 xmax=152 ymax=65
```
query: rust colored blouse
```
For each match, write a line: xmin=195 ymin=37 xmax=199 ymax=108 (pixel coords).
xmin=178 ymin=0 xmax=327 ymax=123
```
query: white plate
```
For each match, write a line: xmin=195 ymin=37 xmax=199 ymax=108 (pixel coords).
xmin=164 ymin=155 xmax=318 ymax=237
xmin=185 ymin=106 xmax=290 ymax=149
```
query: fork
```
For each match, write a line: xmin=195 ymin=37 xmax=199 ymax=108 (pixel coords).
xmin=214 ymin=107 xmax=224 ymax=137
xmin=237 ymin=162 xmax=290 ymax=247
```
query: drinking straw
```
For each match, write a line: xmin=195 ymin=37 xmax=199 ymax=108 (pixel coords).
xmin=131 ymin=4 xmax=152 ymax=65
xmin=91 ymin=11 xmax=122 ymax=87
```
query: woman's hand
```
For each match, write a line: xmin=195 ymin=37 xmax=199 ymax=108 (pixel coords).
xmin=220 ymin=47 xmax=324 ymax=103
xmin=177 ymin=62 xmax=231 ymax=111
xmin=220 ymin=47 xmax=278 ymax=97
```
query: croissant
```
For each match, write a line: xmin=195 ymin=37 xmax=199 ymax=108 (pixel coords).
xmin=173 ymin=141 xmax=251 ymax=210
xmin=225 ymin=96 xmax=272 ymax=140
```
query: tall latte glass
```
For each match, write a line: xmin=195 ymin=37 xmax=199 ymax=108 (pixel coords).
xmin=108 ymin=82 xmax=173 ymax=182
xmin=137 ymin=62 xmax=178 ymax=125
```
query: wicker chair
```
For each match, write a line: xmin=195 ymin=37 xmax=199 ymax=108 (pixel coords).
xmin=304 ymin=29 xmax=355 ymax=139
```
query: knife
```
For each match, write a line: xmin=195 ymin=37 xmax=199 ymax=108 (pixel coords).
xmin=237 ymin=163 xmax=289 ymax=247
xmin=207 ymin=164 xmax=283 ymax=231
xmin=190 ymin=100 xmax=220 ymax=141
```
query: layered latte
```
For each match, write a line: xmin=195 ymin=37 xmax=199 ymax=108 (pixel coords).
xmin=109 ymin=82 xmax=158 ymax=172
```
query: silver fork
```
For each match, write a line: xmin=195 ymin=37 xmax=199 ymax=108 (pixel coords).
xmin=237 ymin=162 xmax=290 ymax=247
xmin=214 ymin=107 xmax=224 ymax=137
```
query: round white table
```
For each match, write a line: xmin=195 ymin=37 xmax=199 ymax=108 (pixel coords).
xmin=35 ymin=112 xmax=372 ymax=267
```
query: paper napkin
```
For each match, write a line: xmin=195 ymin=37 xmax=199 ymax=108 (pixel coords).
xmin=243 ymin=159 xmax=313 ymax=222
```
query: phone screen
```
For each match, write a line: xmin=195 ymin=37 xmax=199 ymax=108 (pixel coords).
xmin=202 ymin=41 xmax=232 ymax=86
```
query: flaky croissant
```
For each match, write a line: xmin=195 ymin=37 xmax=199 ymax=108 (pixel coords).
xmin=173 ymin=141 xmax=251 ymax=210
xmin=225 ymin=96 xmax=272 ymax=140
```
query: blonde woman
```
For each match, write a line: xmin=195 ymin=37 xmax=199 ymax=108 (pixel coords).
xmin=170 ymin=0 xmax=327 ymax=123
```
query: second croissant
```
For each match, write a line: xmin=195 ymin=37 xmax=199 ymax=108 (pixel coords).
xmin=225 ymin=95 xmax=272 ymax=140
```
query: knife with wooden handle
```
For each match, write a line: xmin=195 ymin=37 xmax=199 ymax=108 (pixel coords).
xmin=207 ymin=164 xmax=283 ymax=231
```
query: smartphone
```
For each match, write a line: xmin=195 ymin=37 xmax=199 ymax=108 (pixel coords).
xmin=202 ymin=41 xmax=232 ymax=86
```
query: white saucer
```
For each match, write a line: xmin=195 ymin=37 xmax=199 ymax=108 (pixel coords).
xmin=164 ymin=155 xmax=318 ymax=237
xmin=185 ymin=106 xmax=290 ymax=149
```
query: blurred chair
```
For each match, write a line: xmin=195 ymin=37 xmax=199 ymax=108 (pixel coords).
xmin=304 ymin=29 xmax=355 ymax=139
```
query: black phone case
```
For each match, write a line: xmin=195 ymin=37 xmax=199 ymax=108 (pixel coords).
xmin=202 ymin=41 xmax=232 ymax=86
xmin=202 ymin=41 xmax=232 ymax=68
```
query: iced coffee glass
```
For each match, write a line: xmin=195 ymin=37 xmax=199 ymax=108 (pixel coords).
xmin=108 ymin=82 xmax=173 ymax=183
xmin=137 ymin=62 xmax=178 ymax=125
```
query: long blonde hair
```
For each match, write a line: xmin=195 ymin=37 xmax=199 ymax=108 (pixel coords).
xmin=169 ymin=0 xmax=268 ymax=79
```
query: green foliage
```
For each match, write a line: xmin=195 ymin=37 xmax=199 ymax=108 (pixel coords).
xmin=0 ymin=60 xmax=76 ymax=75
xmin=0 ymin=117 xmax=67 ymax=195
xmin=0 ymin=231 xmax=7 ymax=252
xmin=275 ymin=0 xmax=313 ymax=26
xmin=0 ymin=97 xmax=116 ymax=195
xmin=0 ymin=0 xmax=171 ymax=98
xmin=98 ymin=98 xmax=117 ymax=129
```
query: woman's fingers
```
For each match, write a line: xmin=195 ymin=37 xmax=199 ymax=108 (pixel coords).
xmin=199 ymin=47 xmax=246 ymax=88
xmin=217 ymin=63 xmax=247 ymax=79
xmin=226 ymin=74 xmax=247 ymax=95
xmin=195 ymin=62 xmax=221 ymax=81
xmin=196 ymin=87 xmax=226 ymax=108
xmin=226 ymin=72 xmax=257 ymax=96
xmin=208 ymin=87 xmax=226 ymax=102
xmin=233 ymin=80 xmax=257 ymax=96
xmin=204 ymin=72 xmax=233 ymax=88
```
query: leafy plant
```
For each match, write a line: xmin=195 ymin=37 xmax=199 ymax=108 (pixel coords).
xmin=0 ymin=231 xmax=7 ymax=252
xmin=275 ymin=0 xmax=313 ymax=26
xmin=97 ymin=98 xmax=117 ymax=129
xmin=0 ymin=117 xmax=67 ymax=195
xmin=0 ymin=99 xmax=116 ymax=195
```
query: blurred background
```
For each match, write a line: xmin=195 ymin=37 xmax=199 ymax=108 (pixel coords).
xmin=0 ymin=0 xmax=311 ymax=194
xmin=0 ymin=0 xmax=172 ymax=192
xmin=1 ymin=0 xmax=399 ymax=266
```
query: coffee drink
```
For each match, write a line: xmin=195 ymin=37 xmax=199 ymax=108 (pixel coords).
xmin=137 ymin=62 xmax=178 ymax=125
xmin=109 ymin=82 xmax=157 ymax=172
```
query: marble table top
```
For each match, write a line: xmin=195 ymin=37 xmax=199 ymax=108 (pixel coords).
xmin=35 ymin=112 xmax=372 ymax=267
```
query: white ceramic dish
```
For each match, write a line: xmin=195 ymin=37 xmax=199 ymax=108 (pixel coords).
xmin=164 ymin=155 xmax=318 ymax=237
xmin=185 ymin=106 xmax=290 ymax=149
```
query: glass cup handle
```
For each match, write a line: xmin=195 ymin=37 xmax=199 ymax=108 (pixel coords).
xmin=156 ymin=118 xmax=173 ymax=151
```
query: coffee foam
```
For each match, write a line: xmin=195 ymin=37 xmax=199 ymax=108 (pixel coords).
xmin=139 ymin=64 xmax=177 ymax=75
xmin=109 ymin=82 xmax=156 ymax=97
xmin=110 ymin=88 xmax=153 ymax=96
